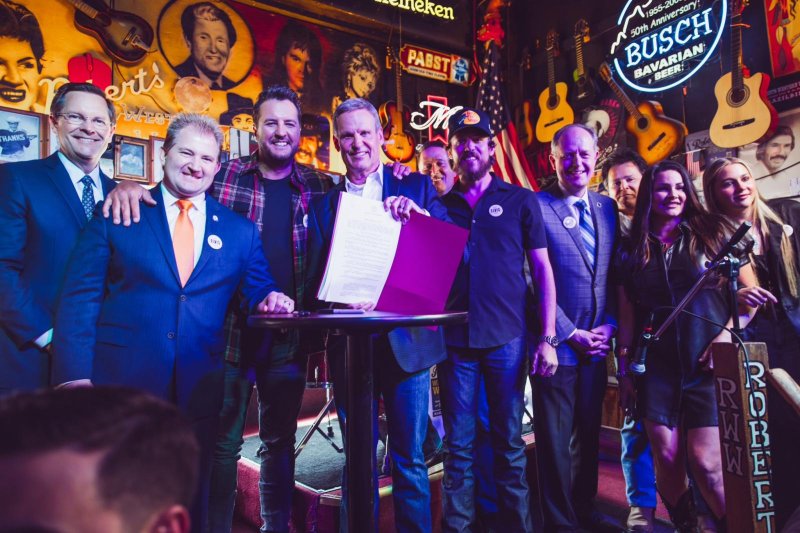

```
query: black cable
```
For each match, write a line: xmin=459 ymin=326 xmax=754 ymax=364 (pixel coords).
xmin=646 ymin=305 xmax=775 ymax=496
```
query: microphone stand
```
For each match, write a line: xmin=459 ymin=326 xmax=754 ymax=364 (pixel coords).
xmin=630 ymin=244 xmax=748 ymax=375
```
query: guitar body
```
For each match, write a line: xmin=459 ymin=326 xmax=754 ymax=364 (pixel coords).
xmin=535 ymin=82 xmax=574 ymax=143
xmin=379 ymin=100 xmax=415 ymax=163
xmin=625 ymin=101 xmax=687 ymax=166
xmin=514 ymin=100 xmax=534 ymax=148
xmin=709 ymin=71 xmax=778 ymax=148
xmin=572 ymin=70 xmax=598 ymax=111
xmin=73 ymin=0 xmax=153 ymax=64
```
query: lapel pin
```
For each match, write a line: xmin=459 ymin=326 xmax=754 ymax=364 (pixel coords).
xmin=563 ymin=216 xmax=577 ymax=229
xmin=212 ymin=214 xmax=219 ymax=222
xmin=207 ymin=235 xmax=222 ymax=250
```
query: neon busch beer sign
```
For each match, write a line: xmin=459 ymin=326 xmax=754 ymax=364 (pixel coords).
xmin=609 ymin=0 xmax=726 ymax=92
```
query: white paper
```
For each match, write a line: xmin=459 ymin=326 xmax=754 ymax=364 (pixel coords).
xmin=317 ymin=193 xmax=401 ymax=304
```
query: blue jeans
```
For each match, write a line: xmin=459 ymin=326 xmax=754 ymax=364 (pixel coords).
xmin=620 ymin=417 xmax=656 ymax=508
xmin=439 ymin=336 xmax=532 ymax=532
xmin=209 ymin=358 xmax=306 ymax=533
xmin=331 ymin=335 xmax=432 ymax=533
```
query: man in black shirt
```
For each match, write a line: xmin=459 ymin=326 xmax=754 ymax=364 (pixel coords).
xmin=438 ymin=108 xmax=557 ymax=532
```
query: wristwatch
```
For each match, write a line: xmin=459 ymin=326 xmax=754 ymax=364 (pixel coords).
xmin=538 ymin=335 xmax=559 ymax=348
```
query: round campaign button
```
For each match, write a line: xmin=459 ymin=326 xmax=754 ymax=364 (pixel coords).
xmin=785 ymin=224 xmax=794 ymax=237
xmin=303 ymin=214 xmax=309 ymax=228
xmin=563 ymin=216 xmax=577 ymax=229
xmin=489 ymin=204 xmax=503 ymax=217
xmin=207 ymin=235 xmax=223 ymax=250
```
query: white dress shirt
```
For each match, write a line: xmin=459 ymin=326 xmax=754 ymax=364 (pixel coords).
xmin=558 ymin=181 xmax=595 ymax=232
xmin=161 ymin=184 xmax=206 ymax=268
xmin=345 ymin=163 xmax=384 ymax=201
xmin=58 ymin=151 xmax=105 ymax=203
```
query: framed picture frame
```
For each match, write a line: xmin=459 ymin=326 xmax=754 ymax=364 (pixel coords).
xmin=149 ymin=136 xmax=165 ymax=184
xmin=114 ymin=135 xmax=149 ymax=183
xmin=0 ymin=106 xmax=45 ymax=163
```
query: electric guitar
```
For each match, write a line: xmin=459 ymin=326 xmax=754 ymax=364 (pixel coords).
xmin=514 ymin=48 xmax=534 ymax=148
xmin=379 ymin=48 xmax=415 ymax=163
xmin=598 ymin=63 xmax=687 ymax=166
xmin=709 ymin=0 xmax=778 ymax=148
xmin=571 ymin=19 xmax=598 ymax=111
xmin=535 ymin=30 xmax=574 ymax=143
xmin=63 ymin=0 xmax=154 ymax=65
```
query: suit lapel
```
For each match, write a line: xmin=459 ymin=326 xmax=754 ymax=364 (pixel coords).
xmin=589 ymin=191 xmax=613 ymax=267
xmin=100 ymin=170 xmax=115 ymax=196
xmin=142 ymin=187 xmax=182 ymax=286
xmin=548 ymin=192 xmax=593 ymax=272
xmin=382 ymin=166 xmax=400 ymax=199
xmin=45 ymin=154 xmax=87 ymax=226
xmin=188 ymin=196 xmax=218 ymax=283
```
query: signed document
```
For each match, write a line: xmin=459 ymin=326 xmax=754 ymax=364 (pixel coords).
xmin=317 ymin=193 xmax=468 ymax=313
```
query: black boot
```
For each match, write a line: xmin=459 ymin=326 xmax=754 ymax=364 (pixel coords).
xmin=662 ymin=489 xmax=699 ymax=533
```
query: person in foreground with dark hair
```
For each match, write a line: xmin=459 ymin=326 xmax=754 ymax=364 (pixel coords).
xmin=615 ymin=160 xmax=759 ymax=532
xmin=702 ymin=157 xmax=800 ymax=530
xmin=0 ymin=386 xmax=199 ymax=533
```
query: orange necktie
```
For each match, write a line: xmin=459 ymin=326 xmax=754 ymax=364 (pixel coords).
xmin=174 ymin=199 xmax=194 ymax=287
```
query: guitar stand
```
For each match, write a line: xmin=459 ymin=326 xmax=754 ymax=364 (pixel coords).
xmin=294 ymin=386 xmax=343 ymax=458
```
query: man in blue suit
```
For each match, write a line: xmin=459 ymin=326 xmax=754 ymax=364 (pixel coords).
xmin=52 ymin=113 xmax=293 ymax=533
xmin=533 ymin=124 xmax=619 ymax=532
xmin=0 ymin=83 xmax=116 ymax=396
xmin=305 ymin=98 xmax=447 ymax=533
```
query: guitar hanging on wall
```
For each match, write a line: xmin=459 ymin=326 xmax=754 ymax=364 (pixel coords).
xmin=598 ymin=62 xmax=687 ymax=166
xmin=709 ymin=0 xmax=778 ymax=148
xmin=514 ymin=47 xmax=534 ymax=148
xmin=535 ymin=30 xmax=574 ymax=143
xmin=62 ymin=0 xmax=154 ymax=65
xmin=571 ymin=19 xmax=598 ymax=112
xmin=379 ymin=48 xmax=415 ymax=163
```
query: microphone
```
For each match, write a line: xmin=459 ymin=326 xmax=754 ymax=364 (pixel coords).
xmin=629 ymin=312 xmax=655 ymax=375
xmin=705 ymin=221 xmax=752 ymax=268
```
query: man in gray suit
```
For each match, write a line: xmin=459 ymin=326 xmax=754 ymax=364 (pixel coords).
xmin=533 ymin=124 xmax=619 ymax=532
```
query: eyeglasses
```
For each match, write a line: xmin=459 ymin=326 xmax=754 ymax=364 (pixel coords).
xmin=55 ymin=112 xmax=112 ymax=131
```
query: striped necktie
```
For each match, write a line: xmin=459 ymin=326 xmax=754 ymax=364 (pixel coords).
xmin=80 ymin=175 xmax=95 ymax=220
xmin=576 ymin=199 xmax=596 ymax=269
xmin=173 ymin=200 xmax=194 ymax=287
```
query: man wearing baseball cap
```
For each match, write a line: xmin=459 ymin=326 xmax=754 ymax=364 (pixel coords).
xmin=437 ymin=107 xmax=557 ymax=531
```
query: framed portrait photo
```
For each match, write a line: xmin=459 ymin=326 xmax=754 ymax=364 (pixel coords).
xmin=114 ymin=136 xmax=150 ymax=183
xmin=0 ymin=106 xmax=45 ymax=163
xmin=150 ymin=136 xmax=165 ymax=184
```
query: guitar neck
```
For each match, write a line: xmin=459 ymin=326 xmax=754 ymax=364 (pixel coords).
xmin=63 ymin=0 xmax=100 ymax=19
xmin=607 ymin=76 xmax=642 ymax=119
xmin=574 ymin=34 xmax=585 ymax=77
xmin=395 ymin=61 xmax=403 ymax=111
xmin=546 ymin=48 xmax=556 ymax=97
xmin=731 ymin=9 xmax=744 ymax=92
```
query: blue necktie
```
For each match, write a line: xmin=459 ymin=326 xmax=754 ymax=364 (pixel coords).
xmin=80 ymin=175 xmax=95 ymax=220
xmin=576 ymin=200 xmax=595 ymax=269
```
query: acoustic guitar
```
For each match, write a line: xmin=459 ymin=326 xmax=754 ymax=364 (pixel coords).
xmin=598 ymin=63 xmax=687 ymax=166
xmin=571 ymin=19 xmax=598 ymax=112
xmin=379 ymin=48 xmax=415 ymax=163
xmin=709 ymin=0 xmax=778 ymax=148
xmin=535 ymin=30 xmax=575 ymax=143
xmin=63 ymin=0 xmax=154 ymax=65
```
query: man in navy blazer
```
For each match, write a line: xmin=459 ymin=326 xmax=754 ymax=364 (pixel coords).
xmin=533 ymin=124 xmax=619 ymax=532
xmin=52 ymin=113 xmax=292 ymax=533
xmin=0 ymin=83 xmax=116 ymax=396
xmin=305 ymin=98 xmax=448 ymax=533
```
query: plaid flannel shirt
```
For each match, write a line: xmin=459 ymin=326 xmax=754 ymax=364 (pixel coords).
xmin=212 ymin=154 xmax=332 ymax=365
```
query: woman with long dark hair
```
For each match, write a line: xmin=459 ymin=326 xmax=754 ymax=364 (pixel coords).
xmin=702 ymin=157 xmax=800 ymax=530
xmin=616 ymin=160 xmax=758 ymax=532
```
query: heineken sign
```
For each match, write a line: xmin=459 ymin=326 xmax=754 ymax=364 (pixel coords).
xmin=609 ymin=0 xmax=726 ymax=92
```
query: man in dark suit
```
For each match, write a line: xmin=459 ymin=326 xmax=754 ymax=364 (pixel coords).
xmin=52 ymin=113 xmax=293 ymax=533
xmin=533 ymin=124 xmax=619 ymax=532
xmin=305 ymin=98 xmax=447 ymax=533
xmin=0 ymin=83 xmax=115 ymax=396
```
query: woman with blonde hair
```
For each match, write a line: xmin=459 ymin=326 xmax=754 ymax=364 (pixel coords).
xmin=702 ymin=157 xmax=800 ymax=530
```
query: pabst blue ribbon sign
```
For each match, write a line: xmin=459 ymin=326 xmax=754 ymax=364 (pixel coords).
xmin=609 ymin=0 xmax=726 ymax=92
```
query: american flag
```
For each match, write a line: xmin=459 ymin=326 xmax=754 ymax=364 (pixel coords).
xmin=476 ymin=42 xmax=537 ymax=190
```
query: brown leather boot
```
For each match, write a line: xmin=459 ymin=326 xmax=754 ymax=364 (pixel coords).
xmin=626 ymin=506 xmax=655 ymax=532
xmin=662 ymin=489 xmax=698 ymax=533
